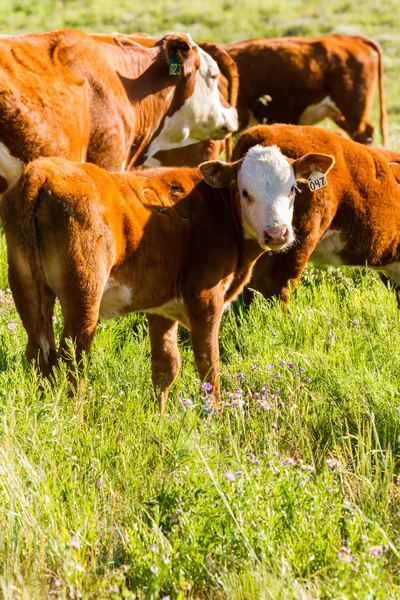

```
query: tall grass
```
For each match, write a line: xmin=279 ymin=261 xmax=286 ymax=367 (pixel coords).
xmin=1 ymin=0 xmax=400 ymax=597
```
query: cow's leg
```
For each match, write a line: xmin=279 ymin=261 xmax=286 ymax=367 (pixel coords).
xmin=57 ymin=285 xmax=103 ymax=396
xmin=189 ymin=298 xmax=224 ymax=405
xmin=147 ymin=314 xmax=180 ymax=413
xmin=7 ymin=254 xmax=57 ymax=377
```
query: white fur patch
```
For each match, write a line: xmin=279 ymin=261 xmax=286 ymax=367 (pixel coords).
xmin=0 ymin=141 xmax=23 ymax=194
xmin=144 ymin=44 xmax=238 ymax=163
xmin=146 ymin=297 xmax=189 ymax=327
xmin=299 ymin=96 xmax=342 ymax=126
xmin=310 ymin=229 xmax=346 ymax=265
xmin=100 ymin=279 xmax=132 ymax=319
xmin=238 ymin=145 xmax=296 ymax=248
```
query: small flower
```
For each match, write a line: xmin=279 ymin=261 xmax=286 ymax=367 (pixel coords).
xmin=275 ymin=388 xmax=280 ymax=394
xmin=53 ymin=580 xmax=62 ymax=588
xmin=7 ymin=321 xmax=17 ymax=332
xmin=326 ymin=458 xmax=340 ymax=471
xmin=270 ymin=394 xmax=275 ymax=400
xmin=369 ymin=545 xmax=384 ymax=558
xmin=254 ymin=468 xmax=261 ymax=475
xmin=225 ymin=471 xmax=242 ymax=481
xmin=279 ymin=361 xmax=285 ymax=366
xmin=96 ymin=478 xmax=103 ymax=486
xmin=288 ymin=363 xmax=294 ymax=369
xmin=281 ymin=457 xmax=295 ymax=466
xmin=71 ymin=455 xmax=77 ymax=461
xmin=267 ymin=364 xmax=274 ymax=370
xmin=360 ymin=534 xmax=368 ymax=543
xmin=253 ymin=392 xmax=259 ymax=399
xmin=275 ymin=372 xmax=280 ymax=378
xmin=149 ymin=543 xmax=158 ymax=553
xmin=237 ymin=373 xmax=244 ymax=380
xmin=299 ymin=367 xmax=305 ymax=373
xmin=182 ymin=399 xmax=194 ymax=409
xmin=201 ymin=382 xmax=213 ymax=392
xmin=272 ymin=451 xmax=279 ymax=457
xmin=337 ymin=549 xmax=352 ymax=562
xmin=251 ymin=364 xmax=257 ymax=371
xmin=70 ymin=537 xmax=81 ymax=549
xmin=306 ymin=377 xmax=312 ymax=383
xmin=271 ymin=422 xmax=278 ymax=429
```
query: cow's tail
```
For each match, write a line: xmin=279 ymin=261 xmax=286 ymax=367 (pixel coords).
xmin=2 ymin=162 xmax=54 ymax=355
xmin=356 ymin=35 xmax=389 ymax=146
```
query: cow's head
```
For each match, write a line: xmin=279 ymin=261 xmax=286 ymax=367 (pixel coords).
xmin=145 ymin=33 xmax=238 ymax=162
xmin=200 ymin=145 xmax=335 ymax=250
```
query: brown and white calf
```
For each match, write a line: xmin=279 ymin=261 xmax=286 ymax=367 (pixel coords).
xmin=224 ymin=34 xmax=388 ymax=145
xmin=232 ymin=124 xmax=400 ymax=304
xmin=0 ymin=145 xmax=333 ymax=409
xmin=0 ymin=29 xmax=238 ymax=197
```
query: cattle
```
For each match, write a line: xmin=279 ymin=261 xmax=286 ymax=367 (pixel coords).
xmin=0 ymin=29 xmax=238 ymax=196
xmin=0 ymin=145 xmax=333 ymax=410
xmin=224 ymin=34 xmax=389 ymax=145
xmin=232 ymin=124 xmax=400 ymax=305
xmin=89 ymin=33 xmax=239 ymax=167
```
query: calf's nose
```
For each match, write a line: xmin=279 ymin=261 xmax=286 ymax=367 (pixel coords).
xmin=264 ymin=226 xmax=290 ymax=245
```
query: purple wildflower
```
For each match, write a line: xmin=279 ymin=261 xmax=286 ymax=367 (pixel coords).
xmin=288 ymin=363 xmax=294 ymax=369
xmin=279 ymin=361 xmax=285 ymax=366
xmin=275 ymin=372 xmax=280 ymax=378
xmin=271 ymin=422 xmax=278 ymax=429
xmin=225 ymin=471 xmax=242 ymax=481
xmin=251 ymin=364 xmax=257 ymax=371
xmin=253 ymin=392 xmax=259 ymax=399
xmin=299 ymin=367 xmax=305 ymax=373
xmin=201 ymin=382 xmax=213 ymax=392
xmin=281 ymin=457 xmax=295 ymax=466
xmin=306 ymin=377 xmax=311 ymax=383
xmin=237 ymin=373 xmax=244 ymax=380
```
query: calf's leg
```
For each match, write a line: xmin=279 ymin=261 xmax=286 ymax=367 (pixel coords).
xmin=147 ymin=314 xmax=180 ymax=413
xmin=8 ymin=254 xmax=57 ymax=377
xmin=189 ymin=301 xmax=223 ymax=404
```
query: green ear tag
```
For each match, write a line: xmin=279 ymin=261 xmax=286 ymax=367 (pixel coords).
xmin=169 ymin=55 xmax=182 ymax=76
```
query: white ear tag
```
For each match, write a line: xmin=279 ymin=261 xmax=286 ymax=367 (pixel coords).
xmin=308 ymin=170 xmax=327 ymax=192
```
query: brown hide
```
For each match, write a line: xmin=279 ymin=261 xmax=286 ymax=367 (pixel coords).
xmin=233 ymin=124 xmax=400 ymax=303
xmin=0 ymin=29 xmax=203 ymax=178
xmin=225 ymin=34 xmax=388 ymax=145
xmin=0 ymin=157 xmax=265 ymax=410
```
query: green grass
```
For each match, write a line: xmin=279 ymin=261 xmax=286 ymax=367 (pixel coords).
xmin=1 ymin=0 xmax=400 ymax=597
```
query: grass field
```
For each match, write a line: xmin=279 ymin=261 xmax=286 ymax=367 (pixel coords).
xmin=1 ymin=0 xmax=400 ymax=598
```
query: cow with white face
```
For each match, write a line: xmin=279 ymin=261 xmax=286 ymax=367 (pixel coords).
xmin=200 ymin=145 xmax=335 ymax=251
xmin=144 ymin=37 xmax=238 ymax=163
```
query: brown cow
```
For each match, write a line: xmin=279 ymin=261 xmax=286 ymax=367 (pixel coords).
xmin=0 ymin=29 xmax=238 ymax=196
xmin=89 ymin=33 xmax=239 ymax=167
xmin=0 ymin=145 xmax=333 ymax=410
xmin=225 ymin=34 xmax=389 ymax=145
xmin=232 ymin=124 xmax=400 ymax=304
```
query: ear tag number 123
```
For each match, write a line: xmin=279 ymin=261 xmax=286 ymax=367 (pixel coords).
xmin=169 ymin=55 xmax=182 ymax=76
xmin=308 ymin=170 xmax=328 ymax=192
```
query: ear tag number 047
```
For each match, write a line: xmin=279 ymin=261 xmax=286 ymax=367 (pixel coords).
xmin=308 ymin=170 xmax=328 ymax=192
xmin=169 ymin=55 xmax=182 ymax=76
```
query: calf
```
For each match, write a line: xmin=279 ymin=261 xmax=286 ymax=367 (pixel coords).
xmin=232 ymin=124 xmax=400 ymax=304
xmin=0 ymin=29 xmax=238 ymax=197
xmin=0 ymin=146 xmax=333 ymax=410
xmin=225 ymin=34 xmax=388 ymax=145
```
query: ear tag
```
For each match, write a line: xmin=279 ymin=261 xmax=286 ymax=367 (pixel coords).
xmin=169 ymin=55 xmax=182 ymax=76
xmin=308 ymin=166 xmax=328 ymax=192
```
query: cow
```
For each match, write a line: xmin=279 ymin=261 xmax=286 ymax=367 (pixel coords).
xmin=224 ymin=34 xmax=389 ymax=145
xmin=0 ymin=145 xmax=334 ymax=411
xmin=89 ymin=33 xmax=239 ymax=167
xmin=232 ymin=124 xmax=400 ymax=305
xmin=0 ymin=29 xmax=238 ymax=197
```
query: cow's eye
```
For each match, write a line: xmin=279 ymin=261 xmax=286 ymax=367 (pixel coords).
xmin=211 ymin=72 xmax=219 ymax=80
xmin=242 ymin=189 xmax=249 ymax=198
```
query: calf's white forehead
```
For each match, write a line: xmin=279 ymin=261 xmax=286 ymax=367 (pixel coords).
xmin=238 ymin=145 xmax=294 ymax=193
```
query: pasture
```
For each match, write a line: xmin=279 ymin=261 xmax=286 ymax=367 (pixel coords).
xmin=1 ymin=0 xmax=400 ymax=598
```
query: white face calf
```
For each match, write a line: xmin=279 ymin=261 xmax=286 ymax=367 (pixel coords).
xmin=144 ymin=36 xmax=238 ymax=163
xmin=200 ymin=144 xmax=335 ymax=250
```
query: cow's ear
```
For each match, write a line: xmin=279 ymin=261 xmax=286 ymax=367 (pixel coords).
xmin=164 ymin=34 xmax=194 ymax=75
xmin=389 ymin=162 xmax=400 ymax=185
xmin=292 ymin=153 xmax=335 ymax=180
xmin=200 ymin=160 xmax=238 ymax=189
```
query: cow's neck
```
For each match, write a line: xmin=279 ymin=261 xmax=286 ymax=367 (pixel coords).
xmin=103 ymin=43 xmax=184 ymax=168
xmin=215 ymin=186 xmax=265 ymax=299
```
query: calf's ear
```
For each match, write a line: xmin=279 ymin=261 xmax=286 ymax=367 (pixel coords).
xmin=292 ymin=153 xmax=335 ymax=180
xmin=389 ymin=162 xmax=400 ymax=185
xmin=163 ymin=34 xmax=198 ymax=76
xmin=199 ymin=160 xmax=238 ymax=189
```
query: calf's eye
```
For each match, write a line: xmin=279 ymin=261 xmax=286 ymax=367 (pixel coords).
xmin=242 ymin=189 xmax=249 ymax=198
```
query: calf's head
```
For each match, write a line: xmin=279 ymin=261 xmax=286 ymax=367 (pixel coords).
xmin=200 ymin=145 xmax=335 ymax=250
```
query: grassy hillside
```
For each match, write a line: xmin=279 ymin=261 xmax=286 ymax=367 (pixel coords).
xmin=1 ymin=1 xmax=400 ymax=598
